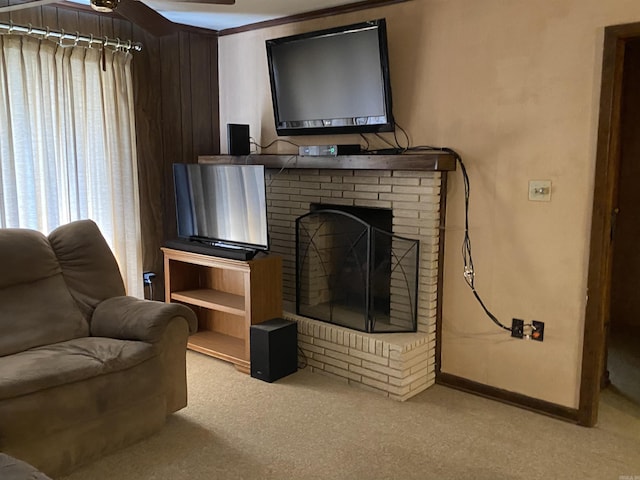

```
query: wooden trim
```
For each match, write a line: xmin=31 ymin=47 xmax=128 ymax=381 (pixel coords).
xmin=437 ymin=372 xmax=580 ymax=424
xmin=198 ymin=153 xmax=457 ymax=171
xmin=434 ymin=172 xmax=448 ymax=375
xmin=218 ymin=0 xmax=410 ymax=36
xmin=580 ymin=23 xmax=640 ymax=427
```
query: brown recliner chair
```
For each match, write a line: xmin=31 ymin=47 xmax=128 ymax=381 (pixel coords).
xmin=0 ymin=219 xmax=197 ymax=477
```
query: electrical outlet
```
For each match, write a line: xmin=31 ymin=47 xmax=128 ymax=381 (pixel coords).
xmin=531 ymin=320 xmax=545 ymax=341
xmin=511 ymin=318 xmax=524 ymax=339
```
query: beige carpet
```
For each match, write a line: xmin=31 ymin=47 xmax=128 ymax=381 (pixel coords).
xmin=61 ymin=351 xmax=640 ymax=480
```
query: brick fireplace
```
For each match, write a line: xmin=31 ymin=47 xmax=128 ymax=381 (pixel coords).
xmin=200 ymin=154 xmax=454 ymax=401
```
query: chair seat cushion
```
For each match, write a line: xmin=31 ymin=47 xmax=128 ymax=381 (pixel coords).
xmin=0 ymin=337 xmax=155 ymax=400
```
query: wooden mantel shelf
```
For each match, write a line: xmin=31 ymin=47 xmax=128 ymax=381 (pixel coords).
xmin=198 ymin=152 xmax=456 ymax=171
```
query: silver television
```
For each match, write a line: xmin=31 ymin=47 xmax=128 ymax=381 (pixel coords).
xmin=173 ymin=163 xmax=269 ymax=253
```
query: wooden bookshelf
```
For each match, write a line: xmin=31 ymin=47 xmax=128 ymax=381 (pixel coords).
xmin=162 ymin=248 xmax=283 ymax=373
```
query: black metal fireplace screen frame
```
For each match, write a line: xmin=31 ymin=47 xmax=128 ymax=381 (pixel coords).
xmin=296 ymin=209 xmax=419 ymax=333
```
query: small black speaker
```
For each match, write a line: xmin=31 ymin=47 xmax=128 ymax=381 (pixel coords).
xmin=250 ymin=318 xmax=297 ymax=383
xmin=227 ymin=123 xmax=250 ymax=155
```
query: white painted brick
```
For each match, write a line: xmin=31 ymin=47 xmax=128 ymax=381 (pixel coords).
xmin=307 ymin=358 xmax=325 ymax=369
xmin=348 ymin=348 xmax=389 ymax=365
xmin=300 ymin=342 xmax=325 ymax=356
xmin=361 ymin=359 xmax=405 ymax=378
xmin=387 ymin=201 xmax=422 ymax=211
xmin=323 ymin=363 xmax=362 ymax=382
xmin=313 ymin=352 xmax=349 ymax=370
xmin=331 ymin=328 xmax=338 ymax=344
xmin=313 ymin=338 xmax=349 ymax=354
xmin=343 ymin=176 xmax=380 ymax=185
xmin=392 ymin=185 xmax=435 ymax=195
xmin=361 ymin=376 xmax=392 ymax=392
xmin=349 ymin=364 xmax=388 ymax=383
xmin=290 ymin=195 xmax=319 ymax=203
xmin=355 ymin=184 xmax=393 ymax=193
xmin=379 ymin=193 xmax=420 ymax=203
xmin=321 ymin=182 xmax=354 ymax=191
xmin=325 ymin=349 xmax=361 ymax=366
xmin=269 ymin=193 xmax=292 ymax=201
xmin=323 ymin=169 xmax=353 ymax=176
xmin=268 ymin=179 xmax=292 ymax=188
xmin=388 ymin=368 xmax=428 ymax=387
xmin=271 ymin=200 xmax=301 ymax=209
xmin=389 ymin=351 xmax=428 ymax=371
xmin=393 ymin=209 xmax=420 ymax=218
xmin=393 ymin=217 xmax=439 ymax=228
xmin=270 ymin=211 xmax=293 ymax=220
xmin=343 ymin=191 xmax=379 ymax=200
xmin=410 ymin=376 xmax=429 ymax=393
xmin=300 ymin=175 xmax=332 ymax=183
xmin=380 ymin=177 xmax=420 ymax=186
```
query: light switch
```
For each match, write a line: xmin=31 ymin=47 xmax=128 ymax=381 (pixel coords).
xmin=528 ymin=180 xmax=551 ymax=202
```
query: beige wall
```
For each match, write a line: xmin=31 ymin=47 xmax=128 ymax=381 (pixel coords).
xmin=218 ymin=0 xmax=640 ymax=408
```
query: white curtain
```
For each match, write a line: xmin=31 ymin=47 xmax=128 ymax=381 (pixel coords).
xmin=0 ymin=35 xmax=143 ymax=298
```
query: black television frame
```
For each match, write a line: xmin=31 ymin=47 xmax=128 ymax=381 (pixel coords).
xmin=265 ymin=18 xmax=394 ymax=136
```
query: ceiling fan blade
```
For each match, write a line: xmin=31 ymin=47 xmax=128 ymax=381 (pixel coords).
xmin=116 ymin=0 xmax=180 ymax=37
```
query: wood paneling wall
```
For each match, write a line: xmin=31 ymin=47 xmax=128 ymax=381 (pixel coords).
xmin=0 ymin=5 xmax=220 ymax=299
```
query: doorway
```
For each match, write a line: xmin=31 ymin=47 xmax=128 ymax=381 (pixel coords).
xmin=604 ymin=38 xmax=640 ymax=407
xmin=581 ymin=23 xmax=640 ymax=426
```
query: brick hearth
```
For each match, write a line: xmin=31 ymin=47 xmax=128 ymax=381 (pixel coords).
xmin=265 ymin=168 xmax=442 ymax=401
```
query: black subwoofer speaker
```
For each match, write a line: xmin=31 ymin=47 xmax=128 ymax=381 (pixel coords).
xmin=227 ymin=123 xmax=250 ymax=155
xmin=250 ymin=318 xmax=297 ymax=382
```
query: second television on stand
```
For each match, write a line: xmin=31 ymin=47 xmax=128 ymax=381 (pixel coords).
xmin=168 ymin=163 xmax=269 ymax=261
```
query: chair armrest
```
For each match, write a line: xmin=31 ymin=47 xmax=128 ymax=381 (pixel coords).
xmin=91 ymin=296 xmax=197 ymax=343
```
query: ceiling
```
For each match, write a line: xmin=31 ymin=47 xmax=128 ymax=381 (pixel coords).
xmin=149 ymin=0 xmax=367 ymax=31
xmin=65 ymin=0 xmax=371 ymax=32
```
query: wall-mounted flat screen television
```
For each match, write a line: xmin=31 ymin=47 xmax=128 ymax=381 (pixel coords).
xmin=266 ymin=18 xmax=394 ymax=136
xmin=173 ymin=163 xmax=269 ymax=256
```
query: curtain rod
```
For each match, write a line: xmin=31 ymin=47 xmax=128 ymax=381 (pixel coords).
xmin=0 ymin=20 xmax=143 ymax=52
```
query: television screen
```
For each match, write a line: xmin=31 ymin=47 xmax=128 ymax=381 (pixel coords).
xmin=173 ymin=163 xmax=268 ymax=251
xmin=266 ymin=19 xmax=394 ymax=136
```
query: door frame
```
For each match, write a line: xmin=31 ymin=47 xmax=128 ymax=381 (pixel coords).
xmin=580 ymin=22 xmax=640 ymax=427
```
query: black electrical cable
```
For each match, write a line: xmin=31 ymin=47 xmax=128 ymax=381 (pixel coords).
xmin=404 ymin=145 xmax=512 ymax=332
xmin=445 ymin=147 xmax=512 ymax=332
xmin=394 ymin=122 xmax=410 ymax=151
xmin=250 ymin=137 xmax=299 ymax=152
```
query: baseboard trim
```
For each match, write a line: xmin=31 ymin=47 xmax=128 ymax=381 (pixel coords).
xmin=436 ymin=372 xmax=581 ymax=424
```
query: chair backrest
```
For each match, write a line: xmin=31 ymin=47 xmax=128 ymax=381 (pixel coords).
xmin=48 ymin=219 xmax=126 ymax=322
xmin=0 ymin=227 xmax=88 ymax=357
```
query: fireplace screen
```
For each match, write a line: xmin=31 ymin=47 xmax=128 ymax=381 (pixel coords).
xmin=296 ymin=209 xmax=419 ymax=333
